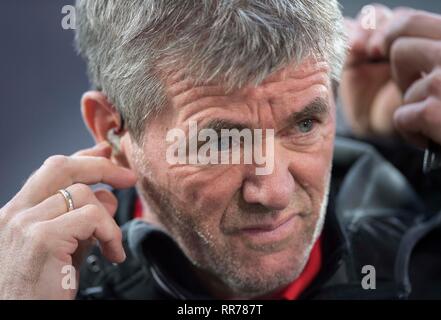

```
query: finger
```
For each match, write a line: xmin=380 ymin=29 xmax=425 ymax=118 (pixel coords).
xmin=404 ymin=68 xmax=441 ymax=104
xmin=363 ymin=4 xmax=394 ymax=58
xmin=355 ymin=3 xmax=392 ymax=31
xmin=94 ymin=189 xmax=119 ymax=216
xmin=345 ymin=5 xmax=393 ymax=67
xmin=366 ymin=7 xmax=413 ymax=57
xmin=344 ymin=19 xmax=371 ymax=67
xmin=345 ymin=18 xmax=368 ymax=50
xmin=17 ymin=155 xmax=137 ymax=208
xmin=394 ymin=97 xmax=441 ymax=148
xmin=394 ymin=100 xmax=429 ymax=148
xmin=72 ymin=238 xmax=98 ymax=271
xmin=43 ymin=203 xmax=126 ymax=263
xmin=72 ymin=141 xmax=112 ymax=158
xmin=22 ymin=184 xmax=118 ymax=222
xmin=383 ymin=10 xmax=441 ymax=56
xmin=369 ymin=80 xmax=402 ymax=136
xmin=390 ymin=37 xmax=441 ymax=92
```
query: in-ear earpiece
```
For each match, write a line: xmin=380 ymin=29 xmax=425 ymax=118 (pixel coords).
xmin=106 ymin=113 xmax=125 ymax=156
xmin=107 ymin=128 xmax=122 ymax=155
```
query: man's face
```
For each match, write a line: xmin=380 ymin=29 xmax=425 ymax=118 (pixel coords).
xmin=130 ymin=59 xmax=335 ymax=298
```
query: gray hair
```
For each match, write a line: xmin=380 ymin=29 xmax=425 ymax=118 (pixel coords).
xmin=75 ymin=0 xmax=347 ymax=143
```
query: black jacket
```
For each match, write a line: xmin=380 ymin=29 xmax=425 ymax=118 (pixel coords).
xmin=77 ymin=137 xmax=441 ymax=300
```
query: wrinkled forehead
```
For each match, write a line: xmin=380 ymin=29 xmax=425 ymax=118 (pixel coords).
xmin=160 ymin=59 xmax=334 ymax=126
xmin=164 ymin=59 xmax=332 ymax=99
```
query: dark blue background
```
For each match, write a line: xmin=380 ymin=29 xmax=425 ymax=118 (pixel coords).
xmin=1 ymin=1 xmax=440 ymax=206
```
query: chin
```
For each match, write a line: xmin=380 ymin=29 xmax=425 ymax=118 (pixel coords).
xmin=194 ymin=234 xmax=314 ymax=298
xmin=223 ymin=251 xmax=310 ymax=298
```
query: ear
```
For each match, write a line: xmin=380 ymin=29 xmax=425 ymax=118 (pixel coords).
xmin=81 ymin=91 xmax=120 ymax=143
xmin=81 ymin=91 xmax=131 ymax=168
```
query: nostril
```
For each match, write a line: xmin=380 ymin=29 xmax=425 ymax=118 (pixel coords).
xmin=242 ymin=178 xmax=293 ymax=211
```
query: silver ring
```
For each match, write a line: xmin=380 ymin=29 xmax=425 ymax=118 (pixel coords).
xmin=58 ymin=189 xmax=75 ymax=212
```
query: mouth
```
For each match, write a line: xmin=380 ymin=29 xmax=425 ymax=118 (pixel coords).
xmin=239 ymin=213 xmax=299 ymax=233
xmin=231 ymin=213 xmax=302 ymax=248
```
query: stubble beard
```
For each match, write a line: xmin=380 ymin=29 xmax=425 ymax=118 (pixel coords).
xmin=134 ymin=147 xmax=331 ymax=298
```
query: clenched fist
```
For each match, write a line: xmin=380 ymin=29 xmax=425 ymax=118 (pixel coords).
xmin=340 ymin=5 xmax=441 ymax=138
xmin=0 ymin=142 xmax=137 ymax=299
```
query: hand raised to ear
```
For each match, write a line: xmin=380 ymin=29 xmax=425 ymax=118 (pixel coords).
xmin=0 ymin=142 xmax=137 ymax=299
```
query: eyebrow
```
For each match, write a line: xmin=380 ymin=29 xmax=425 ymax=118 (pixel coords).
xmin=200 ymin=119 xmax=250 ymax=133
xmin=197 ymin=97 xmax=330 ymax=134
xmin=285 ymin=97 xmax=330 ymax=126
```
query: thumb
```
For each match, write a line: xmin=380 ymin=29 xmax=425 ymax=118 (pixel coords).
xmin=72 ymin=141 xmax=113 ymax=158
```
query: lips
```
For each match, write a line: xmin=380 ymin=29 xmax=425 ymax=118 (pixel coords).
xmin=237 ymin=213 xmax=299 ymax=234
xmin=227 ymin=212 xmax=302 ymax=251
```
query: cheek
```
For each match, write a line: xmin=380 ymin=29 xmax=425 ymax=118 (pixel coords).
xmin=136 ymin=126 xmax=245 ymax=217
xmin=166 ymin=165 xmax=245 ymax=215
xmin=288 ymin=137 xmax=334 ymax=207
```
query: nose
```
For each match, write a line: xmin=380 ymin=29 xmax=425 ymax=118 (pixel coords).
xmin=242 ymin=155 xmax=295 ymax=211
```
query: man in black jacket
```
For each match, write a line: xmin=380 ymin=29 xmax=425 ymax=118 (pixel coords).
xmin=76 ymin=137 xmax=441 ymax=299
xmin=1 ymin=1 xmax=440 ymax=299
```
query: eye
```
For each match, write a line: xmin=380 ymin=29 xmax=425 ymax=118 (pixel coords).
xmin=218 ymin=136 xmax=231 ymax=151
xmin=216 ymin=136 xmax=240 ymax=151
xmin=297 ymin=119 xmax=315 ymax=133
